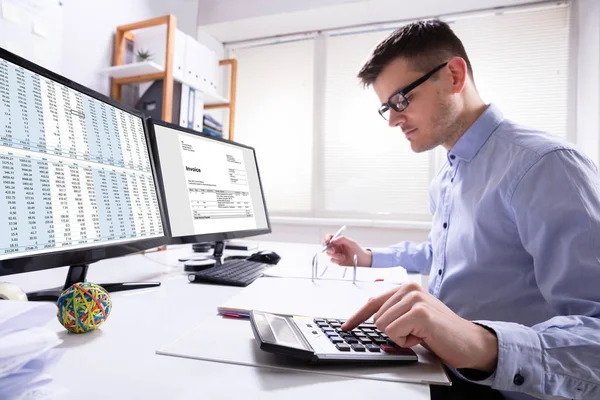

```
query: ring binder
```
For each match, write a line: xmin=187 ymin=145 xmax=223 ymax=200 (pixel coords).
xmin=312 ymin=251 xmax=358 ymax=284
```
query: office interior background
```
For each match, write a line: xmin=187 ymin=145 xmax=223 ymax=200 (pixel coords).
xmin=1 ymin=0 xmax=596 ymax=249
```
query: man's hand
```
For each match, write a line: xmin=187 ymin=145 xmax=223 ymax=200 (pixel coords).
xmin=322 ymin=235 xmax=372 ymax=267
xmin=342 ymin=282 xmax=499 ymax=372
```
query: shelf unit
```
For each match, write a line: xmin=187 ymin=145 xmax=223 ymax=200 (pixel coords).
xmin=108 ymin=15 xmax=238 ymax=140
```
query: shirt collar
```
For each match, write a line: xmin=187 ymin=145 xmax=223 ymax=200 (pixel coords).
xmin=447 ymin=104 xmax=504 ymax=164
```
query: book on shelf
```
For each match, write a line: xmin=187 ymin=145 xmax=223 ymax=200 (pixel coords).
xmin=203 ymin=127 xmax=223 ymax=137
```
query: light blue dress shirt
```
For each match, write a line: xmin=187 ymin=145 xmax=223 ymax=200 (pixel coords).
xmin=370 ymin=104 xmax=600 ymax=400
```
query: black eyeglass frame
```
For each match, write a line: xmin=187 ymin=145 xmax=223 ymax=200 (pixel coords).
xmin=378 ymin=61 xmax=449 ymax=120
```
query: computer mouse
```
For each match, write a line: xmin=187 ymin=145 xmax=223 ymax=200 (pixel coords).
xmin=247 ymin=250 xmax=281 ymax=265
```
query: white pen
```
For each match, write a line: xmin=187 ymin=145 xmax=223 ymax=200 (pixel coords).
xmin=321 ymin=225 xmax=347 ymax=253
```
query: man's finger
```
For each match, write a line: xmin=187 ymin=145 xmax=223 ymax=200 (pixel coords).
xmin=341 ymin=288 xmax=398 ymax=331
xmin=374 ymin=282 xmax=422 ymax=322
xmin=384 ymin=307 xmax=428 ymax=347
xmin=395 ymin=334 xmax=422 ymax=348
xmin=323 ymin=234 xmax=334 ymax=245
xmin=372 ymin=292 xmax=415 ymax=332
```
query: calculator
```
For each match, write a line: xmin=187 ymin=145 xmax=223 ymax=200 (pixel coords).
xmin=249 ymin=310 xmax=418 ymax=364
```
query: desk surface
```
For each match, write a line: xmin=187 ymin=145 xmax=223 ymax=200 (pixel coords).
xmin=5 ymin=241 xmax=430 ymax=400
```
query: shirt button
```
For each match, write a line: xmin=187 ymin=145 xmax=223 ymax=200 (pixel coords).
xmin=513 ymin=373 xmax=525 ymax=386
xmin=438 ymin=269 xmax=442 ymax=276
xmin=451 ymin=178 xmax=454 ymax=183
xmin=450 ymin=155 xmax=456 ymax=160
xmin=443 ymin=222 xmax=448 ymax=229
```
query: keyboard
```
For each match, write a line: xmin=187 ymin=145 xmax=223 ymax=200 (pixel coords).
xmin=187 ymin=259 xmax=273 ymax=287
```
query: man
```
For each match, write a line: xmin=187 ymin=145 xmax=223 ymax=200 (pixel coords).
xmin=324 ymin=20 xmax=600 ymax=400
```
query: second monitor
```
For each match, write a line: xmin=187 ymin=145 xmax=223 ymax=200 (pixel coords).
xmin=148 ymin=120 xmax=271 ymax=261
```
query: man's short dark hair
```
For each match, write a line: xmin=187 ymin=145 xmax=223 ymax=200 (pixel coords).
xmin=357 ymin=19 xmax=474 ymax=87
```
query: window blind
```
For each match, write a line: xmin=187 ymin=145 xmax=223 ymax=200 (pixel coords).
xmin=231 ymin=3 xmax=570 ymax=220
xmin=323 ymin=4 xmax=570 ymax=221
xmin=231 ymin=40 xmax=315 ymax=213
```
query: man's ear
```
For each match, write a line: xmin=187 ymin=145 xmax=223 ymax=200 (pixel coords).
xmin=446 ymin=56 xmax=468 ymax=94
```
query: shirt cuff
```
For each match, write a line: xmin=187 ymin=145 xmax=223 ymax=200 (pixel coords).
xmin=463 ymin=320 xmax=544 ymax=395
xmin=367 ymin=247 xmax=401 ymax=268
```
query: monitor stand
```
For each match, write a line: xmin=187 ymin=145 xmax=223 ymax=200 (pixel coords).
xmin=192 ymin=240 xmax=258 ymax=253
xmin=187 ymin=241 xmax=247 ymax=265
xmin=26 ymin=264 xmax=161 ymax=302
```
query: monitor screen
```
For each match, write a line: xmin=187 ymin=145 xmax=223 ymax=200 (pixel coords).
xmin=0 ymin=51 xmax=165 ymax=265
xmin=150 ymin=121 xmax=270 ymax=241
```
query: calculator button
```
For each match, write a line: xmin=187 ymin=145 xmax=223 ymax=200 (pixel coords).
xmin=314 ymin=319 xmax=326 ymax=324
xmin=326 ymin=332 xmax=339 ymax=337
xmin=373 ymin=338 xmax=387 ymax=345
xmin=351 ymin=343 xmax=366 ymax=352
xmin=361 ymin=323 xmax=377 ymax=329
xmin=330 ymin=337 xmax=344 ymax=344
xmin=330 ymin=323 xmax=342 ymax=328
xmin=354 ymin=332 xmax=367 ymax=338
xmin=344 ymin=337 xmax=359 ymax=344
xmin=336 ymin=343 xmax=351 ymax=351
xmin=326 ymin=319 xmax=340 ymax=324
xmin=365 ymin=344 xmax=381 ymax=352
xmin=367 ymin=332 xmax=380 ymax=338
xmin=380 ymin=344 xmax=400 ymax=353
xmin=322 ymin=328 xmax=335 ymax=334
xmin=358 ymin=337 xmax=372 ymax=344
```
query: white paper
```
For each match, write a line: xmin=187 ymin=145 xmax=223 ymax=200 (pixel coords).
xmin=0 ymin=327 xmax=62 ymax=363
xmin=157 ymin=316 xmax=451 ymax=386
xmin=0 ymin=301 xmax=63 ymax=399
xmin=264 ymin=264 xmax=408 ymax=284
xmin=0 ymin=301 xmax=57 ymax=334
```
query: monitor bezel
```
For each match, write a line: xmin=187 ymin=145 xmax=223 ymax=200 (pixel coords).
xmin=147 ymin=119 xmax=272 ymax=245
xmin=0 ymin=47 xmax=170 ymax=276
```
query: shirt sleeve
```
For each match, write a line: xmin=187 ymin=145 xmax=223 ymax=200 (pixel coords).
xmin=369 ymin=238 xmax=433 ymax=274
xmin=456 ymin=149 xmax=600 ymax=399
xmin=369 ymin=181 xmax=436 ymax=274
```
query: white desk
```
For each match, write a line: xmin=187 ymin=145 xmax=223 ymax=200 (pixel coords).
xmin=5 ymin=241 xmax=431 ymax=400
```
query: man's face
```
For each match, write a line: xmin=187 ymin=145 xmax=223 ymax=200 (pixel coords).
xmin=373 ymin=57 xmax=458 ymax=153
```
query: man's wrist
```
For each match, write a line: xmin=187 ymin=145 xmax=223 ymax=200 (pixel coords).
xmin=467 ymin=322 xmax=499 ymax=372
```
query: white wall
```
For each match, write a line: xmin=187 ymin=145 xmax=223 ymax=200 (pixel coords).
xmin=60 ymin=0 xmax=200 ymax=96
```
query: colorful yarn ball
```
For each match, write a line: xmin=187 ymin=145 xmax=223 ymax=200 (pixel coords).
xmin=57 ymin=282 xmax=111 ymax=333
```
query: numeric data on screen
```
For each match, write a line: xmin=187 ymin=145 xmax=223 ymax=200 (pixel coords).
xmin=0 ymin=58 xmax=163 ymax=259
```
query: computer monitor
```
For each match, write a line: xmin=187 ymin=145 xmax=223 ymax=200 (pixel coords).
xmin=147 ymin=120 xmax=271 ymax=259
xmin=0 ymin=48 xmax=169 ymax=301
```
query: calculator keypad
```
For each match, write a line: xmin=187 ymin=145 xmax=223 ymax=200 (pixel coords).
xmin=313 ymin=318 xmax=409 ymax=354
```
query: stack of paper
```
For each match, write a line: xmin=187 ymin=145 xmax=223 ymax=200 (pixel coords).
xmin=0 ymin=301 xmax=64 ymax=400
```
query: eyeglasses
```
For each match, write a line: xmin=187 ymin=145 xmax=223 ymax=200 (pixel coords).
xmin=378 ymin=62 xmax=448 ymax=121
